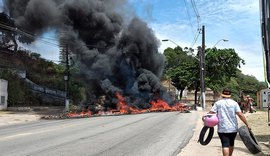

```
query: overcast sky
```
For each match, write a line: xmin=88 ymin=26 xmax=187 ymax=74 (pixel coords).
xmin=129 ymin=0 xmax=265 ymax=81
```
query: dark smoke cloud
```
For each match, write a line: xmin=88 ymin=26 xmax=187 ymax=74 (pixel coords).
xmin=117 ymin=17 xmax=164 ymax=77
xmin=4 ymin=0 xmax=59 ymax=37
xmin=3 ymin=0 xmax=170 ymax=109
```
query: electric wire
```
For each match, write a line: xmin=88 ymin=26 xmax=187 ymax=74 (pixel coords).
xmin=183 ymin=0 xmax=195 ymax=37
xmin=0 ymin=22 xmax=102 ymax=49
xmin=0 ymin=18 xmax=141 ymax=53
xmin=190 ymin=29 xmax=200 ymax=49
xmin=0 ymin=20 xmax=58 ymax=41
xmin=0 ymin=22 xmax=59 ymax=47
xmin=190 ymin=0 xmax=201 ymax=29
xmin=0 ymin=17 xmax=109 ymax=65
xmin=189 ymin=0 xmax=201 ymax=49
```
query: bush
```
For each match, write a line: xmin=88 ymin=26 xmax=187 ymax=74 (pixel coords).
xmin=0 ymin=69 xmax=42 ymax=106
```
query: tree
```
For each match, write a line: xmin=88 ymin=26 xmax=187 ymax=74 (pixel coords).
xmin=163 ymin=46 xmax=199 ymax=100
xmin=230 ymin=71 xmax=268 ymax=101
xmin=163 ymin=45 xmax=266 ymax=106
xmin=207 ymin=65 xmax=267 ymax=102
xmin=205 ymin=48 xmax=245 ymax=94
xmin=0 ymin=69 xmax=40 ymax=106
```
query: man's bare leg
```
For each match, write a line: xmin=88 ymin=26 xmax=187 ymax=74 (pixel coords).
xmin=229 ymin=146 xmax=234 ymax=156
xmin=222 ymin=147 xmax=229 ymax=156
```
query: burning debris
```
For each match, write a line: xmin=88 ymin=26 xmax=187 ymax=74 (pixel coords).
xmin=3 ymin=0 xmax=190 ymax=117
xmin=42 ymin=92 xmax=191 ymax=120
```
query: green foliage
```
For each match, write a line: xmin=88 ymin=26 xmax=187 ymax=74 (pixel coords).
xmin=163 ymin=46 xmax=199 ymax=99
xmin=24 ymin=57 xmax=86 ymax=105
xmin=30 ymin=52 xmax=41 ymax=59
xmin=225 ymin=71 xmax=268 ymax=101
xmin=163 ymin=45 xmax=265 ymax=102
xmin=0 ymin=51 xmax=86 ymax=106
xmin=0 ymin=70 xmax=23 ymax=105
xmin=25 ymin=58 xmax=66 ymax=90
xmin=223 ymin=77 xmax=239 ymax=96
xmin=69 ymin=81 xmax=85 ymax=105
xmin=205 ymin=48 xmax=245 ymax=92
xmin=0 ymin=69 xmax=40 ymax=106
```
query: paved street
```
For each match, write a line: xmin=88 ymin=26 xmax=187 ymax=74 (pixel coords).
xmin=0 ymin=111 xmax=198 ymax=156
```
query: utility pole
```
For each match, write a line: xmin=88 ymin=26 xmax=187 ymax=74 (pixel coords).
xmin=200 ymin=25 xmax=206 ymax=110
xmin=260 ymin=0 xmax=270 ymax=126
xmin=64 ymin=44 xmax=70 ymax=112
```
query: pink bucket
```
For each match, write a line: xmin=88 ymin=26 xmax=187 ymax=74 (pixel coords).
xmin=203 ymin=114 xmax=219 ymax=127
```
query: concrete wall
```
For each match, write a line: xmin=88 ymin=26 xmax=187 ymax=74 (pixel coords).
xmin=185 ymin=88 xmax=216 ymax=105
xmin=0 ymin=79 xmax=8 ymax=110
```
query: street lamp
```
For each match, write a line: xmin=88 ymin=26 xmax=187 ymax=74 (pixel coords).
xmin=200 ymin=38 xmax=228 ymax=110
xmin=162 ymin=39 xmax=180 ymax=47
xmin=212 ymin=39 xmax=229 ymax=48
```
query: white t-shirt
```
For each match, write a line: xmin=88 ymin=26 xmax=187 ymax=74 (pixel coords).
xmin=211 ymin=98 xmax=241 ymax=133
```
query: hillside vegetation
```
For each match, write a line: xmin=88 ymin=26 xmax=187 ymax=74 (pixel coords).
xmin=0 ymin=48 xmax=84 ymax=106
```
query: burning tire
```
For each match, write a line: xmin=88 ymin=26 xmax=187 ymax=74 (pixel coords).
xmin=198 ymin=126 xmax=214 ymax=145
xmin=238 ymin=126 xmax=261 ymax=154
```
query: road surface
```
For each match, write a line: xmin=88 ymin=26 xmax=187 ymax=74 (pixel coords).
xmin=0 ymin=111 xmax=198 ymax=156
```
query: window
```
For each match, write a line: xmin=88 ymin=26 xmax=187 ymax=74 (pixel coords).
xmin=0 ymin=96 xmax=5 ymax=105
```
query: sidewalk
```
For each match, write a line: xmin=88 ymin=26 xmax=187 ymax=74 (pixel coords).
xmin=0 ymin=106 xmax=64 ymax=127
xmin=0 ymin=111 xmax=41 ymax=127
xmin=178 ymin=110 xmax=265 ymax=156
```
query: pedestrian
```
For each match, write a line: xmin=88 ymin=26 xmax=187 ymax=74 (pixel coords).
xmin=246 ymin=95 xmax=254 ymax=113
xmin=237 ymin=101 xmax=244 ymax=113
xmin=209 ymin=88 xmax=251 ymax=156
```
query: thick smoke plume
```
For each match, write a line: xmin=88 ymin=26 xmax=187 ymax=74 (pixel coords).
xmin=4 ymin=0 xmax=172 ymax=109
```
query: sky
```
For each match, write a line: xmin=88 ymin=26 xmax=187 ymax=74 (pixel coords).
xmin=0 ymin=0 xmax=265 ymax=82
xmin=129 ymin=0 xmax=265 ymax=82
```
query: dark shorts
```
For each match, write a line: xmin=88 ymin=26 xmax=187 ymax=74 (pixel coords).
xmin=218 ymin=132 xmax=238 ymax=147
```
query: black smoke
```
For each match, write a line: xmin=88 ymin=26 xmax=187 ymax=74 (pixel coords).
xmin=3 ymin=0 xmax=172 ymax=109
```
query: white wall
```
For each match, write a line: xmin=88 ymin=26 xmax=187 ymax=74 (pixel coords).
xmin=260 ymin=88 xmax=270 ymax=109
xmin=0 ymin=79 xmax=8 ymax=110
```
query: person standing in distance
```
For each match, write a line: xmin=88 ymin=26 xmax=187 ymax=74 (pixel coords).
xmin=209 ymin=88 xmax=251 ymax=156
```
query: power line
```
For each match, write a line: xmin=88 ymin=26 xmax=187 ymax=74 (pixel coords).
xmin=190 ymin=29 xmax=201 ymax=49
xmin=0 ymin=21 xmax=111 ymax=50
xmin=190 ymin=0 xmax=201 ymax=29
xmin=183 ymin=0 xmax=195 ymax=37
xmin=0 ymin=21 xmax=59 ymax=43
xmin=183 ymin=0 xmax=201 ymax=49
xmin=0 ymin=22 xmax=59 ymax=47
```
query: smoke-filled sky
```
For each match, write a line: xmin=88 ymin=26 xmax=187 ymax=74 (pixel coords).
xmin=0 ymin=0 xmax=265 ymax=83
xmin=1 ymin=0 xmax=176 ymax=107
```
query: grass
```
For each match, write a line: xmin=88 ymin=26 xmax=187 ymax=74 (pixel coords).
xmin=246 ymin=110 xmax=270 ymax=155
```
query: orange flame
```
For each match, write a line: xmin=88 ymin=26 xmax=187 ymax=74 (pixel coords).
xmin=65 ymin=92 xmax=191 ymax=118
xmin=115 ymin=92 xmax=142 ymax=114
xmin=67 ymin=110 xmax=92 ymax=118
xmin=150 ymin=99 xmax=171 ymax=111
xmin=174 ymin=102 xmax=191 ymax=112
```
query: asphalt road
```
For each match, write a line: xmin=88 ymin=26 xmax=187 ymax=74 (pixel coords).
xmin=0 ymin=111 xmax=198 ymax=156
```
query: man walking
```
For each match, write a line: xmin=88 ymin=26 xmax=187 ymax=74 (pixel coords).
xmin=209 ymin=88 xmax=251 ymax=156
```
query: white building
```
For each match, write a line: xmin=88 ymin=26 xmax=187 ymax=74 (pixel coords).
xmin=0 ymin=79 xmax=8 ymax=110
xmin=259 ymin=88 xmax=270 ymax=109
